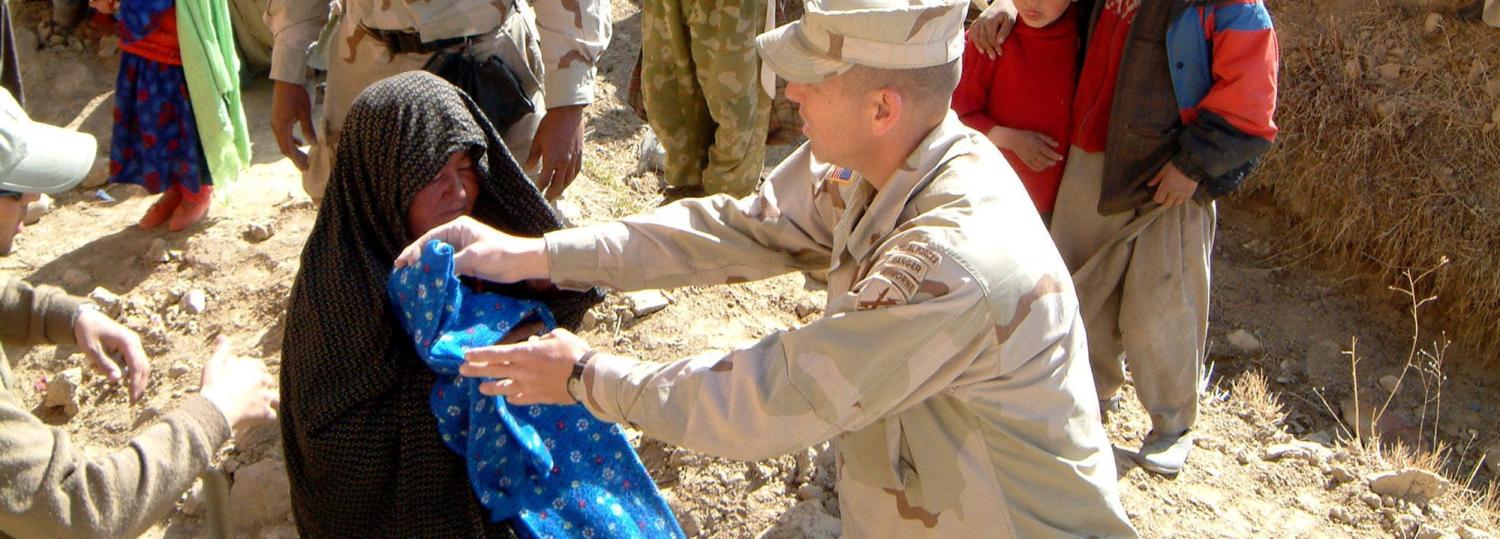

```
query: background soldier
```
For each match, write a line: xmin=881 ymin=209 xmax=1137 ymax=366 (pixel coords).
xmin=265 ymin=0 xmax=611 ymax=201
xmin=397 ymin=0 xmax=1137 ymax=535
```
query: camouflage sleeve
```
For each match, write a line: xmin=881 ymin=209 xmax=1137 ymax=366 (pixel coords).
xmin=575 ymin=238 xmax=994 ymax=461
xmin=264 ymin=0 xmax=330 ymax=83
xmin=545 ymin=146 xmax=837 ymax=291
xmin=533 ymin=0 xmax=612 ymax=109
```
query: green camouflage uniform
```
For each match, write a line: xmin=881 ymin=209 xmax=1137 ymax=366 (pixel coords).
xmin=544 ymin=111 xmax=1136 ymax=537
xmin=265 ymin=0 xmax=610 ymax=199
xmin=641 ymin=0 xmax=771 ymax=196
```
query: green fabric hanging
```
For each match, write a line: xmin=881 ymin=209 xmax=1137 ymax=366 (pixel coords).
xmin=177 ymin=0 xmax=251 ymax=187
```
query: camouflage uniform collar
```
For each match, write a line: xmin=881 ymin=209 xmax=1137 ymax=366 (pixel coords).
xmin=842 ymin=112 xmax=971 ymax=261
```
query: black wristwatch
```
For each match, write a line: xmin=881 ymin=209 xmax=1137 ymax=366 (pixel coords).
xmin=566 ymin=350 xmax=597 ymax=403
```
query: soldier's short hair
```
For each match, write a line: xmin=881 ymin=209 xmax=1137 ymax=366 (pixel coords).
xmin=842 ymin=59 xmax=961 ymax=117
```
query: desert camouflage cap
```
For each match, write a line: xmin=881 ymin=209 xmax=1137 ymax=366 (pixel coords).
xmin=755 ymin=0 xmax=968 ymax=84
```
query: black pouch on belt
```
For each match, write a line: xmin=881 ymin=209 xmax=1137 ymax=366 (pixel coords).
xmin=424 ymin=49 xmax=535 ymax=132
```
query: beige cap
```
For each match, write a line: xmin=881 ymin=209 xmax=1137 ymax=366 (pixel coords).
xmin=0 ymin=88 xmax=96 ymax=194
xmin=756 ymin=0 xmax=968 ymax=84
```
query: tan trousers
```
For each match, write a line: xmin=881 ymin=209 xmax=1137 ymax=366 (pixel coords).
xmin=1050 ymin=147 xmax=1215 ymax=436
xmin=303 ymin=9 xmax=547 ymax=200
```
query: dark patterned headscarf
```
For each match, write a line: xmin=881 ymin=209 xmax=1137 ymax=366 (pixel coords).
xmin=279 ymin=72 xmax=600 ymax=536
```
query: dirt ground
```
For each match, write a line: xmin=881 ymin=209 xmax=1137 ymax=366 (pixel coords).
xmin=3 ymin=0 xmax=1499 ymax=537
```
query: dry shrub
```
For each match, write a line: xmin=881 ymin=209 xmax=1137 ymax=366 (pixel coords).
xmin=1258 ymin=0 xmax=1500 ymax=364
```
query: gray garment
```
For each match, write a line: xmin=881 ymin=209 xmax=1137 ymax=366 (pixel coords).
xmin=1050 ymin=147 xmax=1215 ymax=436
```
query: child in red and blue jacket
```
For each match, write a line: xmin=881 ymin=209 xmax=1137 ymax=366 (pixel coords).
xmin=1047 ymin=0 xmax=1278 ymax=477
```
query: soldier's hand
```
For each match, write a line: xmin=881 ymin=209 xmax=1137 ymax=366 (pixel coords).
xmin=459 ymin=329 xmax=591 ymax=405
xmin=394 ymin=215 xmax=550 ymax=283
xmin=73 ymin=307 xmax=150 ymax=403
xmin=271 ymin=81 xmax=318 ymax=171
xmin=1148 ymin=162 xmax=1199 ymax=208
xmin=968 ymin=0 xmax=1017 ymax=60
xmin=526 ymin=104 xmax=586 ymax=201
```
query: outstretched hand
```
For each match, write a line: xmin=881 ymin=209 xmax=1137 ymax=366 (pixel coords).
xmin=198 ymin=337 xmax=279 ymax=438
xmin=73 ymin=307 xmax=150 ymax=403
xmin=394 ymin=216 xmax=550 ymax=284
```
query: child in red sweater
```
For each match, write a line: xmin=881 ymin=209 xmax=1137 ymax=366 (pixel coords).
xmin=952 ymin=0 xmax=1079 ymax=222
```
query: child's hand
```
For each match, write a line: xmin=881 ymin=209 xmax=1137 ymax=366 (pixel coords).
xmin=89 ymin=0 xmax=116 ymax=14
xmin=1147 ymin=162 xmax=1199 ymax=207
xmin=988 ymin=126 xmax=1062 ymax=172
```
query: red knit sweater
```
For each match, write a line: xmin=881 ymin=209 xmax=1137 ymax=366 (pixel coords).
xmin=952 ymin=6 xmax=1079 ymax=213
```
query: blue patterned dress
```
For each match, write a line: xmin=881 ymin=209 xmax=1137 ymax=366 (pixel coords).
xmin=108 ymin=0 xmax=211 ymax=194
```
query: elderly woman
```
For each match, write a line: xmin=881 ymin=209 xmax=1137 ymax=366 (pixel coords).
xmin=279 ymin=72 xmax=598 ymax=536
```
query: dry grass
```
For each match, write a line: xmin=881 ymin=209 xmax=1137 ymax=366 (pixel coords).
xmin=1258 ymin=0 xmax=1500 ymax=365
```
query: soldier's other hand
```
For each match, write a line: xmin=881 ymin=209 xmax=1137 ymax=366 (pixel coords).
xmin=271 ymin=81 xmax=318 ymax=171
xmin=1148 ymin=162 xmax=1199 ymax=208
xmin=73 ymin=306 xmax=150 ymax=403
xmin=968 ymin=0 xmax=1017 ymax=60
xmin=526 ymin=104 xmax=586 ymax=201
xmin=460 ymin=329 xmax=591 ymax=405
xmin=198 ymin=337 xmax=280 ymax=439
xmin=394 ymin=215 xmax=550 ymax=283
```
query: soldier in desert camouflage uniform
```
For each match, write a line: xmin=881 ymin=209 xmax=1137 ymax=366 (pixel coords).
xmin=265 ymin=0 xmax=610 ymax=200
xmin=399 ymin=0 xmax=1137 ymax=536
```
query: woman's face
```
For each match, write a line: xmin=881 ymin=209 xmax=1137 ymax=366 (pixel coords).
xmin=407 ymin=150 xmax=480 ymax=237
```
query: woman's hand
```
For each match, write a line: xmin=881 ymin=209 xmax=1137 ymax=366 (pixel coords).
xmin=395 ymin=216 xmax=550 ymax=283
xmin=988 ymin=126 xmax=1062 ymax=171
xmin=1148 ymin=162 xmax=1199 ymax=207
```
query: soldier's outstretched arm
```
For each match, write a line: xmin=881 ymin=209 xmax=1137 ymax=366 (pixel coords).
xmin=545 ymin=157 xmax=839 ymax=292
xmin=575 ymin=247 xmax=995 ymax=461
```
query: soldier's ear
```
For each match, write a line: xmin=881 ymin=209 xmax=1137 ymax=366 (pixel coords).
xmin=869 ymin=88 xmax=904 ymax=136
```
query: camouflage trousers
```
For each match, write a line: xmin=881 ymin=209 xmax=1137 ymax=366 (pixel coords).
xmin=1050 ymin=148 xmax=1215 ymax=437
xmin=641 ymin=0 xmax=771 ymax=196
xmin=301 ymin=8 xmax=546 ymax=200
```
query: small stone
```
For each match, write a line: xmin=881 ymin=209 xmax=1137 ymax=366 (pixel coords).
xmin=794 ymin=297 xmax=822 ymax=319
xmin=44 ymin=368 xmax=83 ymax=416
xmin=1362 ymin=492 xmax=1383 ymax=509
xmin=37 ymin=21 xmax=52 ymax=42
xmin=578 ymin=310 xmax=599 ymax=332
xmin=1483 ymin=443 xmax=1500 ymax=475
xmin=1368 ymin=469 xmax=1450 ymax=505
xmin=168 ymin=363 xmax=191 ymax=379
xmin=62 ymin=269 xmax=91 ymax=290
xmin=97 ymin=35 xmax=118 ymax=57
xmin=757 ymin=499 xmax=841 ymax=539
xmin=1235 ymin=449 xmax=1256 ymax=465
xmin=1380 ymin=374 xmax=1401 ymax=393
xmin=181 ymin=480 xmax=207 ymax=516
xmin=1329 ymin=506 xmax=1354 ymax=525
xmin=180 ymin=290 xmax=207 ymax=315
xmin=139 ymin=405 xmax=162 ymax=423
xmin=245 ymin=222 xmax=275 ymax=243
xmin=1329 ymin=466 xmax=1356 ymax=484
xmin=87 ymin=287 xmax=122 ymax=316
xmin=1344 ymin=58 xmax=1362 ymax=80
xmin=68 ymin=37 xmax=83 ymax=52
xmin=1458 ymin=526 xmax=1494 ymax=539
xmin=1423 ymin=13 xmax=1443 ymax=35
xmin=47 ymin=34 xmax=65 ymax=47
xmin=1379 ymin=63 xmax=1403 ymax=80
xmin=228 ymin=460 xmax=293 ymax=529
xmin=222 ymin=457 xmax=240 ymax=474
xmin=23 ymin=194 xmax=52 ymax=225
xmin=1384 ymin=495 xmax=1398 ymax=508
xmin=1226 ymin=329 xmax=1263 ymax=354
xmin=1394 ymin=515 xmax=1421 ymax=535
xmin=796 ymin=483 xmax=824 ymax=501
xmin=1427 ymin=505 xmax=1444 ymax=519
xmin=1485 ymin=78 xmax=1500 ymax=99
xmin=1263 ymin=441 xmax=1333 ymax=463
xmin=147 ymin=238 xmax=171 ymax=264
xmin=626 ymin=290 xmax=671 ymax=317
xmin=1415 ymin=527 xmax=1447 ymax=539
xmin=1305 ymin=431 xmax=1333 ymax=446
